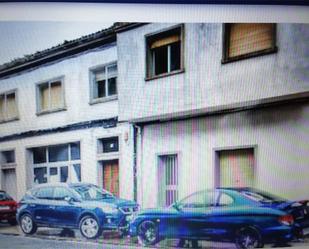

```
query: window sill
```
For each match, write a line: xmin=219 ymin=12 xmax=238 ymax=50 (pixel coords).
xmin=89 ymin=95 xmax=118 ymax=105
xmin=36 ymin=107 xmax=67 ymax=116
xmin=0 ymin=117 xmax=19 ymax=124
xmin=145 ymin=69 xmax=185 ymax=82
xmin=1 ymin=163 xmax=17 ymax=169
xmin=221 ymin=47 xmax=278 ymax=64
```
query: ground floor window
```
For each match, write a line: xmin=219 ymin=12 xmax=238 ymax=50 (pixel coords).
xmin=158 ymin=154 xmax=179 ymax=207
xmin=217 ymin=148 xmax=254 ymax=188
xmin=31 ymin=142 xmax=81 ymax=184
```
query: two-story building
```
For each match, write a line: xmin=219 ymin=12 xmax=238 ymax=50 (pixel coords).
xmin=117 ymin=23 xmax=309 ymax=208
xmin=0 ymin=23 xmax=135 ymax=201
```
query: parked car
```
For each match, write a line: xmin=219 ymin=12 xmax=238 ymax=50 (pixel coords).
xmin=17 ymin=183 xmax=138 ymax=239
xmin=129 ymin=188 xmax=297 ymax=249
xmin=0 ymin=190 xmax=17 ymax=225
xmin=224 ymin=187 xmax=309 ymax=239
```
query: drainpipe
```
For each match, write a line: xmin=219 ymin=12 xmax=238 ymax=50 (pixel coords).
xmin=132 ymin=124 xmax=142 ymax=202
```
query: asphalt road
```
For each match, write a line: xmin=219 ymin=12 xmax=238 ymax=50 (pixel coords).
xmin=0 ymin=234 xmax=139 ymax=249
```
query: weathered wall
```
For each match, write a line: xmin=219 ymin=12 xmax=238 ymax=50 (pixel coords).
xmin=138 ymin=102 xmax=309 ymax=208
xmin=117 ymin=23 xmax=309 ymax=122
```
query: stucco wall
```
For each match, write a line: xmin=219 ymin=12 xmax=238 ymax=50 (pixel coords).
xmin=0 ymin=123 xmax=134 ymax=201
xmin=138 ymin=102 xmax=309 ymax=208
xmin=117 ymin=23 xmax=309 ymax=122
xmin=0 ymin=44 xmax=118 ymax=137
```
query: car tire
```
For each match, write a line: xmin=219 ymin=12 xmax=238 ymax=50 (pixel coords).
xmin=20 ymin=214 xmax=37 ymax=235
xmin=137 ymin=220 xmax=160 ymax=246
xmin=8 ymin=219 xmax=17 ymax=226
xmin=235 ymin=227 xmax=264 ymax=249
xmin=79 ymin=215 xmax=102 ymax=239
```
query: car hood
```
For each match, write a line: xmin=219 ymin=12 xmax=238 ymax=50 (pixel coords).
xmin=137 ymin=207 xmax=178 ymax=216
xmin=82 ymin=197 xmax=136 ymax=208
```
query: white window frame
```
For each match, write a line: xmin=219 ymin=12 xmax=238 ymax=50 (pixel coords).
xmin=36 ymin=76 xmax=66 ymax=115
xmin=0 ymin=89 xmax=19 ymax=123
xmin=89 ymin=62 xmax=118 ymax=104
xmin=0 ymin=149 xmax=17 ymax=170
xmin=32 ymin=143 xmax=81 ymax=185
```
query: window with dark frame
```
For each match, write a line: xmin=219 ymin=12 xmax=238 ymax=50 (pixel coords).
xmin=222 ymin=23 xmax=277 ymax=63
xmin=0 ymin=90 xmax=18 ymax=122
xmin=98 ymin=137 xmax=119 ymax=153
xmin=90 ymin=63 xmax=117 ymax=102
xmin=1 ymin=150 xmax=15 ymax=164
xmin=146 ymin=26 xmax=183 ymax=79
xmin=37 ymin=78 xmax=64 ymax=113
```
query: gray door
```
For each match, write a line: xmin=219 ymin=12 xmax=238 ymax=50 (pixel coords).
xmin=2 ymin=169 xmax=17 ymax=200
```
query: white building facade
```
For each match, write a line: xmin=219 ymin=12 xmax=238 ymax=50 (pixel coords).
xmin=117 ymin=23 xmax=309 ymax=208
xmin=0 ymin=26 xmax=135 ymax=201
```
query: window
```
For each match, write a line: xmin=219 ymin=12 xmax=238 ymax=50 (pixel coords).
xmin=32 ymin=142 xmax=81 ymax=185
xmin=179 ymin=191 xmax=218 ymax=209
xmin=0 ymin=90 xmax=18 ymax=122
xmin=34 ymin=187 xmax=53 ymax=200
xmin=37 ymin=78 xmax=65 ymax=113
xmin=146 ymin=25 xmax=183 ymax=79
xmin=98 ymin=137 xmax=119 ymax=154
xmin=90 ymin=63 xmax=117 ymax=103
xmin=222 ymin=23 xmax=277 ymax=63
xmin=53 ymin=187 xmax=73 ymax=201
xmin=218 ymin=193 xmax=234 ymax=206
xmin=1 ymin=150 xmax=15 ymax=164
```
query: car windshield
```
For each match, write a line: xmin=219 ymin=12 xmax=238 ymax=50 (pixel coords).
xmin=241 ymin=189 xmax=286 ymax=204
xmin=0 ymin=192 xmax=13 ymax=201
xmin=72 ymin=185 xmax=114 ymax=201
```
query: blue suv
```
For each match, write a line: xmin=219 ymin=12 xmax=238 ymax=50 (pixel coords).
xmin=17 ymin=183 xmax=138 ymax=239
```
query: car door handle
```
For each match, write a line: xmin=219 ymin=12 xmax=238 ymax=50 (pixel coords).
xmin=29 ymin=204 xmax=36 ymax=208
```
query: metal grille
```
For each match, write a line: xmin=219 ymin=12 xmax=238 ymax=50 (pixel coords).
xmin=159 ymin=154 xmax=178 ymax=207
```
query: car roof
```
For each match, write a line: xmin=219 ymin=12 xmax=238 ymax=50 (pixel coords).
xmin=31 ymin=183 xmax=69 ymax=189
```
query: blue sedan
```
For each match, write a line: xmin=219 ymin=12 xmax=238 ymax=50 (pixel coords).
xmin=17 ymin=183 xmax=138 ymax=239
xmin=129 ymin=188 xmax=299 ymax=249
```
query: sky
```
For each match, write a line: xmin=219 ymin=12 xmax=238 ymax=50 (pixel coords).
xmin=0 ymin=21 xmax=113 ymax=65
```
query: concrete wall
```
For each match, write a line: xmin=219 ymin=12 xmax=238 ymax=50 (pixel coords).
xmin=137 ymin=102 xmax=309 ymax=208
xmin=117 ymin=23 xmax=309 ymax=122
xmin=0 ymin=44 xmax=118 ymax=137
xmin=0 ymin=123 xmax=134 ymax=201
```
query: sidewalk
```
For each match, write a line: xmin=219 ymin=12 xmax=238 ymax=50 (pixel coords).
xmin=0 ymin=223 xmax=308 ymax=249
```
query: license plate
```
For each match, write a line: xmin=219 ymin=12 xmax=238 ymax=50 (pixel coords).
xmin=303 ymin=227 xmax=309 ymax=236
xmin=0 ymin=206 xmax=10 ymax=210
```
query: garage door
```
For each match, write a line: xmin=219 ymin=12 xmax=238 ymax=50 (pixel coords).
xmin=103 ymin=160 xmax=119 ymax=197
xmin=219 ymin=149 xmax=254 ymax=188
xmin=2 ymin=169 xmax=17 ymax=200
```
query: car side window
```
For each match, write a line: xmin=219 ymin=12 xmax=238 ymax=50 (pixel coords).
xmin=53 ymin=187 xmax=73 ymax=201
xmin=179 ymin=191 xmax=217 ymax=209
xmin=35 ymin=187 xmax=54 ymax=200
xmin=218 ymin=193 xmax=234 ymax=206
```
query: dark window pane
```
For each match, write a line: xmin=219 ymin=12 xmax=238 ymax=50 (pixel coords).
xmin=97 ymin=80 xmax=106 ymax=98
xmin=73 ymin=164 xmax=81 ymax=182
xmin=33 ymin=147 xmax=46 ymax=164
xmin=70 ymin=142 xmax=80 ymax=160
xmin=49 ymin=167 xmax=58 ymax=175
xmin=153 ymin=46 xmax=168 ymax=75
xmin=34 ymin=167 xmax=47 ymax=184
xmin=101 ymin=137 xmax=119 ymax=153
xmin=108 ymin=77 xmax=117 ymax=96
xmin=170 ymin=41 xmax=181 ymax=71
xmin=2 ymin=150 xmax=15 ymax=164
xmin=48 ymin=144 xmax=68 ymax=162
xmin=60 ymin=166 xmax=68 ymax=183
xmin=53 ymin=187 xmax=72 ymax=200
xmin=35 ymin=187 xmax=53 ymax=199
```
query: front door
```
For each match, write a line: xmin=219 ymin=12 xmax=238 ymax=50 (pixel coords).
xmin=103 ymin=160 xmax=119 ymax=197
xmin=218 ymin=149 xmax=254 ymax=187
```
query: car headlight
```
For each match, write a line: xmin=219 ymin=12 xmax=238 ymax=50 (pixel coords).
xmin=100 ymin=205 xmax=118 ymax=214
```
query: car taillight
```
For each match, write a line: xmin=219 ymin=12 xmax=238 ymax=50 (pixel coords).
xmin=16 ymin=202 xmax=22 ymax=209
xmin=279 ymin=215 xmax=294 ymax=226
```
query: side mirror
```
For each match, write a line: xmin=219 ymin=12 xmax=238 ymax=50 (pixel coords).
xmin=64 ymin=196 xmax=75 ymax=204
xmin=172 ymin=202 xmax=181 ymax=211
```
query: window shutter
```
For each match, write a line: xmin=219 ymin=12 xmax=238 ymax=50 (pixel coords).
xmin=229 ymin=24 xmax=273 ymax=58
xmin=95 ymin=70 xmax=106 ymax=81
xmin=0 ymin=95 xmax=4 ymax=121
xmin=40 ymin=84 xmax=49 ymax=111
xmin=150 ymin=35 xmax=180 ymax=49
xmin=6 ymin=93 xmax=17 ymax=119
xmin=50 ymin=82 xmax=62 ymax=109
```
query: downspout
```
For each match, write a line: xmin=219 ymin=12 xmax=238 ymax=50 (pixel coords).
xmin=133 ymin=124 xmax=142 ymax=202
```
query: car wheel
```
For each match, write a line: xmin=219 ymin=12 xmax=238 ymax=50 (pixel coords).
xmin=235 ymin=227 xmax=264 ymax=249
xmin=8 ymin=219 xmax=17 ymax=226
xmin=20 ymin=214 xmax=37 ymax=235
xmin=79 ymin=216 xmax=101 ymax=239
xmin=137 ymin=220 xmax=160 ymax=246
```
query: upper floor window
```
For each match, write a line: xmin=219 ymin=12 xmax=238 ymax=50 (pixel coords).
xmin=36 ymin=77 xmax=65 ymax=114
xmin=222 ymin=23 xmax=277 ymax=63
xmin=90 ymin=63 xmax=117 ymax=104
xmin=0 ymin=90 xmax=18 ymax=123
xmin=98 ymin=137 xmax=119 ymax=154
xmin=1 ymin=150 xmax=15 ymax=164
xmin=146 ymin=25 xmax=183 ymax=79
